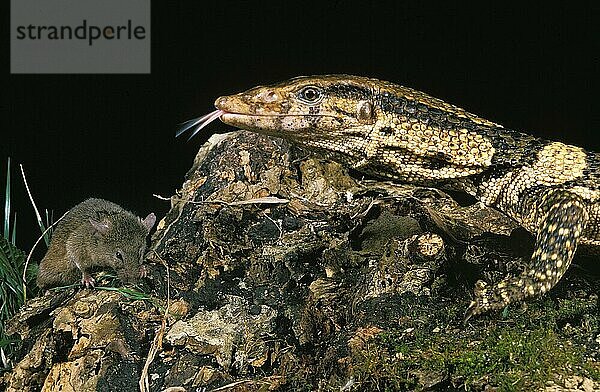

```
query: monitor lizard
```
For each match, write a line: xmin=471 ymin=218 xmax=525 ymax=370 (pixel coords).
xmin=178 ymin=75 xmax=600 ymax=321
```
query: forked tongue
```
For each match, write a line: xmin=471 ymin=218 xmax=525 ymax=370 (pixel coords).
xmin=176 ymin=109 xmax=225 ymax=140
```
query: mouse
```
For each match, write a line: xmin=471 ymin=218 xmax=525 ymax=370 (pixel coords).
xmin=36 ymin=198 xmax=156 ymax=289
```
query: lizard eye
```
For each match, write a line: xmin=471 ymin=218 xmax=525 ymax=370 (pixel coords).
xmin=297 ymin=86 xmax=323 ymax=104
xmin=115 ymin=251 xmax=124 ymax=261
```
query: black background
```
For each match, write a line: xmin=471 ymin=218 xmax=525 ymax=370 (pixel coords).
xmin=1 ymin=2 xmax=599 ymax=252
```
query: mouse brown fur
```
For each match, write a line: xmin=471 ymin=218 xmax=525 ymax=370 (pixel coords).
xmin=36 ymin=198 xmax=156 ymax=289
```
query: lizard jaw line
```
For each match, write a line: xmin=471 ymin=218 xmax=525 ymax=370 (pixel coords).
xmin=221 ymin=112 xmax=333 ymax=118
xmin=177 ymin=108 xmax=339 ymax=141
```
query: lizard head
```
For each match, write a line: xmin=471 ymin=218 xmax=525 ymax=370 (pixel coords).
xmin=177 ymin=75 xmax=385 ymax=156
xmin=214 ymin=75 xmax=380 ymax=148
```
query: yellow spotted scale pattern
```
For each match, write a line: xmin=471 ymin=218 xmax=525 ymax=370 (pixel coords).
xmin=206 ymin=74 xmax=600 ymax=320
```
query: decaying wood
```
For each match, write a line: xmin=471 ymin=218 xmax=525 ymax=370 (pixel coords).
xmin=2 ymin=131 xmax=597 ymax=391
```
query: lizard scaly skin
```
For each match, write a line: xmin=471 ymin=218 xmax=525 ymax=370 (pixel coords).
xmin=186 ymin=75 xmax=600 ymax=320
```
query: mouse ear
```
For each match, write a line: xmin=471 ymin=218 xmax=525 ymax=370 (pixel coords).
xmin=89 ymin=218 xmax=111 ymax=234
xmin=143 ymin=213 xmax=156 ymax=231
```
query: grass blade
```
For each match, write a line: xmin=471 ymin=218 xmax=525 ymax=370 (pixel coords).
xmin=3 ymin=158 xmax=10 ymax=240
xmin=20 ymin=164 xmax=50 ymax=247
xmin=11 ymin=213 xmax=17 ymax=246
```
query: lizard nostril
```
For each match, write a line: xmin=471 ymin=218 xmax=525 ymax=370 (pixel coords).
xmin=215 ymin=97 xmax=228 ymax=109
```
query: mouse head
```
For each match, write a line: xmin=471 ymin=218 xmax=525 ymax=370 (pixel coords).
xmin=89 ymin=212 xmax=156 ymax=283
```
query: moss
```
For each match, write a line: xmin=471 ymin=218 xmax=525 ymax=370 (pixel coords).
xmin=345 ymin=320 xmax=599 ymax=391
xmin=449 ymin=328 xmax=581 ymax=389
xmin=555 ymin=296 xmax=597 ymax=320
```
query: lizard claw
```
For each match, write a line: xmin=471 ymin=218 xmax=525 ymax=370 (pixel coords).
xmin=464 ymin=300 xmax=480 ymax=324
xmin=139 ymin=265 xmax=148 ymax=278
xmin=463 ymin=280 xmax=488 ymax=324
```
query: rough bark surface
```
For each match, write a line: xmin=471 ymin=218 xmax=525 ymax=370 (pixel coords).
xmin=2 ymin=131 xmax=599 ymax=391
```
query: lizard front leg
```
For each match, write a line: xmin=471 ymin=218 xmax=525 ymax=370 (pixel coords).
xmin=465 ymin=190 xmax=588 ymax=321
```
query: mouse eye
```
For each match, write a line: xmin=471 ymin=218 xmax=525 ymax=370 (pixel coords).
xmin=297 ymin=86 xmax=323 ymax=104
xmin=115 ymin=251 xmax=124 ymax=261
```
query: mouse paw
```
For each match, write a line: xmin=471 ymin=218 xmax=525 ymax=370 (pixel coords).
xmin=139 ymin=265 xmax=148 ymax=278
xmin=81 ymin=273 xmax=96 ymax=288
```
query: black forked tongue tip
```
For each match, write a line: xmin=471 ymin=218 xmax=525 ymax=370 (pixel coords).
xmin=175 ymin=109 xmax=224 ymax=140
xmin=175 ymin=117 xmax=202 ymax=137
